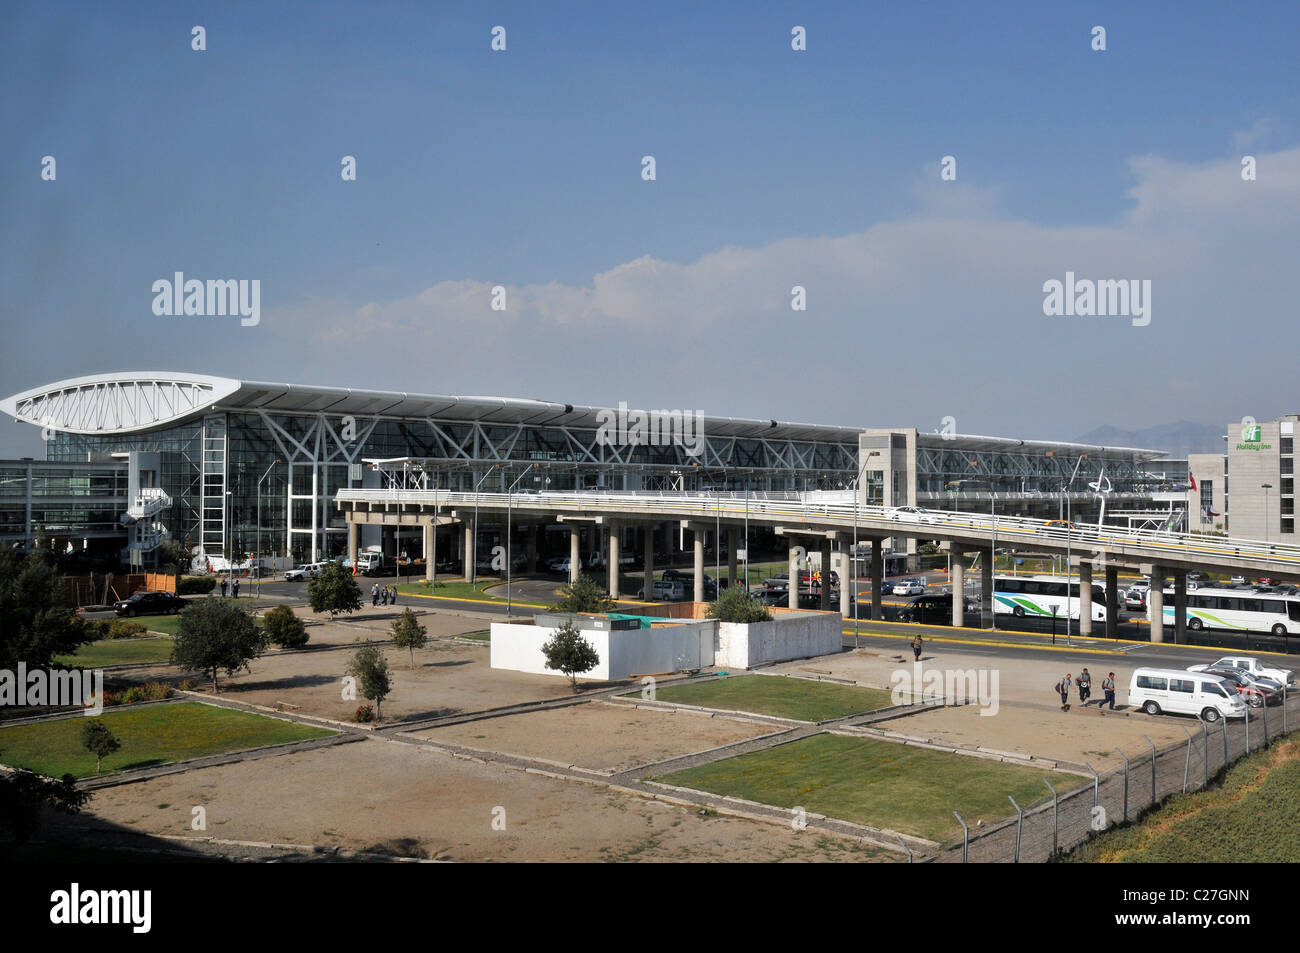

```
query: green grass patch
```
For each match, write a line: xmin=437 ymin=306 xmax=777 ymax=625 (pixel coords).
xmin=646 ymin=674 xmax=891 ymax=722
xmin=0 ymin=702 xmax=334 ymax=779
xmin=53 ymin=637 xmax=177 ymax=667
xmin=1066 ymin=735 xmax=1300 ymax=863
xmin=659 ymin=733 xmax=1081 ymax=841
xmin=398 ymin=579 xmax=505 ymax=601
xmin=459 ymin=630 xmax=490 ymax=641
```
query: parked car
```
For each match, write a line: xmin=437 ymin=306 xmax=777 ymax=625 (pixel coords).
xmin=1129 ymin=668 xmax=1246 ymax=723
xmin=1188 ymin=656 xmax=1296 ymax=688
xmin=1229 ymin=575 xmax=1247 ymax=585
xmin=752 ymin=587 xmax=789 ymax=607
xmin=1124 ymin=589 xmax=1147 ymax=611
xmin=889 ymin=505 xmax=939 ymax=525
xmin=547 ymin=556 xmax=573 ymax=574
xmin=1199 ymin=668 xmax=1281 ymax=708
xmin=891 ymin=577 xmax=927 ymax=596
xmin=113 ymin=590 xmax=186 ymax=617
xmin=898 ymin=593 xmax=957 ymax=625
xmin=650 ymin=579 xmax=687 ymax=601
xmin=284 ymin=562 xmax=327 ymax=581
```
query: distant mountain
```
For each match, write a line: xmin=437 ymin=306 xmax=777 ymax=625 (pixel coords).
xmin=1074 ymin=421 xmax=1226 ymax=458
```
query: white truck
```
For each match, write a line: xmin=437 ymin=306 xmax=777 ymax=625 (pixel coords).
xmin=1188 ymin=656 xmax=1295 ymax=688
xmin=343 ymin=548 xmax=385 ymax=575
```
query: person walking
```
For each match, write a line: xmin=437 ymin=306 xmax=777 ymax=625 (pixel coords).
xmin=1055 ymin=674 xmax=1073 ymax=711
xmin=1077 ymin=668 xmax=1092 ymax=707
xmin=389 ymin=585 xmax=398 ymax=606
xmin=220 ymin=578 xmax=228 ymax=598
xmin=231 ymin=577 xmax=240 ymax=599
xmin=1102 ymin=672 xmax=1116 ymax=710
xmin=371 ymin=583 xmax=379 ymax=607
xmin=380 ymin=585 xmax=388 ymax=606
xmin=911 ymin=634 xmax=923 ymax=661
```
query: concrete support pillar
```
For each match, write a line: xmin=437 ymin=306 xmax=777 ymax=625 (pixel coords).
xmin=569 ymin=527 xmax=580 ymax=584
xmin=1079 ymin=562 xmax=1093 ymax=637
xmin=1174 ymin=571 xmax=1187 ymax=645
xmin=819 ymin=538 xmax=833 ymax=610
xmin=981 ymin=547 xmax=993 ymax=629
xmin=693 ymin=526 xmax=705 ymax=603
xmin=1105 ymin=566 xmax=1119 ymax=638
xmin=423 ymin=522 xmax=434 ymax=581
xmin=643 ymin=524 xmax=655 ymax=598
xmin=1149 ymin=566 xmax=1165 ymax=643
xmin=526 ymin=525 xmax=538 ymax=574
xmin=871 ymin=538 xmax=883 ymax=621
xmin=608 ymin=526 xmax=620 ymax=598
xmin=727 ymin=527 xmax=738 ymax=588
xmin=789 ymin=542 xmax=801 ymax=610
xmin=463 ymin=519 xmax=475 ymax=581
xmin=951 ymin=557 xmax=965 ymax=628
xmin=838 ymin=548 xmax=851 ymax=619
xmin=347 ymin=521 xmax=358 ymax=566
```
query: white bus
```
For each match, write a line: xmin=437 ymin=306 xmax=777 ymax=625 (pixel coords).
xmin=1151 ymin=586 xmax=1300 ymax=638
xmin=993 ymin=575 xmax=1107 ymax=622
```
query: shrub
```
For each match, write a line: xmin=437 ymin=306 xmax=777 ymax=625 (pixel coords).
xmin=550 ymin=574 xmax=613 ymax=614
xmin=121 ymin=683 xmax=173 ymax=704
xmin=707 ymin=586 xmax=773 ymax=624
xmin=541 ymin=621 xmax=600 ymax=691
xmin=262 ymin=604 xmax=309 ymax=648
xmin=105 ymin=620 xmax=148 ymax=639
xmin=177 ymin=679 xmax=197 ymax=691
xmin=177 ymin=576 xmax=217 ymax=595
xmin=354 ymin=704 xmax=375 ymax=723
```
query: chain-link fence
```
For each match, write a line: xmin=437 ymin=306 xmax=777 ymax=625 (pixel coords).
xmin=924 ymin=693 xmax=1298 ymax=863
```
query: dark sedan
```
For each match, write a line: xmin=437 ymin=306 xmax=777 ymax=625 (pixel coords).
xmin=113 ymin=591 xmax=186 ymax=617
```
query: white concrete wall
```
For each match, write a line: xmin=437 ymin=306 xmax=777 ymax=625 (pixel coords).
xmin=716 ymin=613 xmax=842 ymax=669
xmin=490 ymin=621 xmax=716 ymax=681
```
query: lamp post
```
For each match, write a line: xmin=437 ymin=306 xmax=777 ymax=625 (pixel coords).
xmin=470 ymin=464 xmax=498 ymax=585
xmin=505 ymin=464 xmax=535 ymax=615
xmin=225 ymin=490 xmax=234 ymax=595
xmin=255 ymin=459 xmax=281 ymax=598
xmin=852 ymin=450 xmax=882 ymax=647
xmin=1048 ymin=452 xmax=1089 ymax=640
xmin=1262 ymin=483 xmax=1273 ymax=546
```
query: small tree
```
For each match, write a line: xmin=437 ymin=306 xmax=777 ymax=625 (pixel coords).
xmin=80 ymin=720 xmax=121 ymax=775
xmin=707 ymin=585 xmax=772 ymax=624
xmin=346 ymin=644 xmax=392 ymax=719
xmin=307 ymin=561 xmax=363 ymax=619
xmin=541 ymin=621 xmax=600 ymax=692
xmin=170 ymin=598 xmax=267 ymax=693
xmin=550 ymin=574 xmax=614 ymax=614
xmin=390 ymin=608 xmax=428 ymax=669
xmin=262 ymin=604 xmax=309 ymax=648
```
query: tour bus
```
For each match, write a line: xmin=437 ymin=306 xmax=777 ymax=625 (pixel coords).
xmin=992 ymin=575 xmax=1107 ymax=622
xmin=1150 ymin=586 xmax=1300 ymax=638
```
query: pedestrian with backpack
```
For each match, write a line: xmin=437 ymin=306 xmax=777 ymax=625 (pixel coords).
xmin=371 ymin=583 xmax=379 ymax=607
xmin=1055 ymin=674 xmax=1072 ymax=711
xmin=1102 ymin=672 xmax=1116 ymax=710
xmin=911 ymin=634 xmax=923 ymax=661
xmin=1077 ymin=668 xmax=1092 ymax=706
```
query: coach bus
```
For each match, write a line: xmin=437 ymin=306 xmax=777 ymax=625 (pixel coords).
xmin=993 ymin=575 xmax=1108 ymax=622
xmin=1150 ymin=586 xmax=1300 ymax=637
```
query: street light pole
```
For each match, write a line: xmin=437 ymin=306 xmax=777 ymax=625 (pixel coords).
xmin=506 ymin=464 xmax=535 ymax=615
xmin=1262 ymin=483 xmax=1273 ymax=546
xmin=255 ymin=459 xmax=281 ymax=599
xmin=470 ymin=464 xmax=498 ymax=585
xmin=851 ymin=450 xmax=882 ymax=648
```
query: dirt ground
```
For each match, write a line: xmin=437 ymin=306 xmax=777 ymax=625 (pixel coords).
xmin=71 ymin=738 xmax=890 ymax=862
xmin=769 ymin=648 xmax=1191 ymax=768
xmin=409 ymin=701 xmax=773 ymax=773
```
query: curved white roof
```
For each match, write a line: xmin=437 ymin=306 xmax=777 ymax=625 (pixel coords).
xmin=0 ymin=372 xmax=241 ymax=435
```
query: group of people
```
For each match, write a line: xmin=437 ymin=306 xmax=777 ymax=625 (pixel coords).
xmin=371 ymin=583 xmax=399 ymax=607
xmin=1055 ymin=668 xmax=1116 ymax=711
xmin=219 ymin=577 xmax=239 ymax=598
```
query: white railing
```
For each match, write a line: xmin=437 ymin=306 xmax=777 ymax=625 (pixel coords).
xmin=335 ymin=488 xmax=1300 ymax=568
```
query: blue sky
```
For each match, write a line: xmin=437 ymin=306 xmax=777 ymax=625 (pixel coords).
xmin=1 ymin=0 xmax=1297 ymax=456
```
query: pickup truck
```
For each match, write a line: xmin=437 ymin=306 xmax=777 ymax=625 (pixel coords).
xmin=1188 ymin=656 xmax=1295 ymax=688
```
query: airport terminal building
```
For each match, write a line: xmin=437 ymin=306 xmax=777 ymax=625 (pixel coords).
xmin=1 ymin=372 xmax=1179 ymax=566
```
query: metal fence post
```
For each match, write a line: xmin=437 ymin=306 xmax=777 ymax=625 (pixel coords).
xmin=1143 ymin=735 xmax=1156 ymax=802
xmin=1115 ymin=749 xmax=1129 ymax=823
xmin=1198 ymin=715 xmax=1208 ymax=788
xmin=1285 ymin=684 xmax=1288 ymax=735
xmin=1008 ymin=795 xmax=1023 ymax=863
xmin=1221 ymin=716 xmax=1229 ymax=769
xmin=1180 ymin=726 xmax=1193 ymax=793
xmin=1044 ymin=779 xmax=1059 ymax=860
xmin=896 ymin=834 xmax=913 ymax=864
xmin=953 ymin=810 xmax=969 ymax=863
xmin=1261 ymin=695 xmax=1268 ymax=747
xmin=1245 ymin=705 xmax=1250 ymax=753
xmin=1085 ymin=761 xmax=1099 ymax=828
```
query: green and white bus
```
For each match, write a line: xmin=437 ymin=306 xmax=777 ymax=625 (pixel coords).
xmin=993 ymin=575 xmax=1108 ymax=622
xmin=1151 ymin=587 xmax=1300 ymax=637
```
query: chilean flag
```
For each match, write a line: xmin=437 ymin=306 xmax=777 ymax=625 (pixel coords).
xmin=1188 ymin=471 xmax=1197 ymax=492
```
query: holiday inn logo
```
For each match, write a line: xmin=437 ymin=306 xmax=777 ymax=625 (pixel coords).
xmin=1242 ymin=423 xmax=1261 ymax=442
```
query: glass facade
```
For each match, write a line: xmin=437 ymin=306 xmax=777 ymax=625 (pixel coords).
xmin=0 ymin=460 xmax=128 ymax=547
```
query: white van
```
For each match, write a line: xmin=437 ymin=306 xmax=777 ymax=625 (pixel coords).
xmin=1128 ymin=668 xmax=1247 ymax=723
